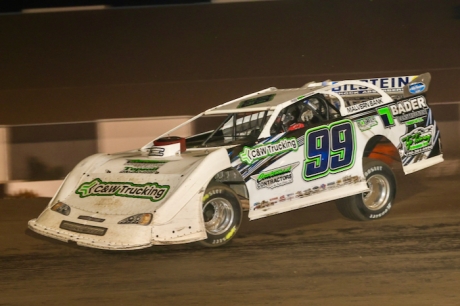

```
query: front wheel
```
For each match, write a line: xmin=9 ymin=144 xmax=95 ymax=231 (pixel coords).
xmin=336 ymin=158 xmax=396 ymax=221
xmin=199 ymin=184 xmax=242 ymax=247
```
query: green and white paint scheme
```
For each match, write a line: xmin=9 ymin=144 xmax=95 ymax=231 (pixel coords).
xmin=76 ymin=178 xmax=170 ymax=202
xmin=239 ymin=137 xmax=299 ymax=165
xmin=251 ymin=162 xmax=300 ymax=189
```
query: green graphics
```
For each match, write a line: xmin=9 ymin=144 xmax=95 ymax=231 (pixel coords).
xmin=400 ymin=126 xmax=434 ymax=156
xmin=378 ymin=96 xmax=428 ymax=127
xmin=121 ymin=167 xmax=159 ymax=173
xmin=126 ymin=159 xmax=167 ymax=164
xmin=303 ymin=120 xmax=356 ymax=181
xmin=377 ymin=107 xmax=395 ymax=128
xmin=76 ymin=178 xmax=170 ymax=202
xmin=251 ymin=162 xmax=299 ymax=189
xmin=237 ymin=94 xmax=275 ymax=108
xmin=404 ymin=118 xmax=424 ymax=126
xmin=120 ymin=159 xmax=167 ymax=174
xmin=239 ymin=137 xmax=299 ymax=165
xmin=356 ymin=116 xmax=378 ymax=131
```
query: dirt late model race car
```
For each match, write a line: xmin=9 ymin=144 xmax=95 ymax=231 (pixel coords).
xmin=29 ymin=73 xmax=443 ymax=250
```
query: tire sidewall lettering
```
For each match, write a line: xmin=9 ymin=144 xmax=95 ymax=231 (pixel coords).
xmin=201 ymin=185 xmax=242 ymax=247
xmin=369 ymin=202 xmax=392 ymax=218
xmin=364 ymin=166 xmax=383 ymax=178
xmin=359 ymin=161 xmax=395 ymax=217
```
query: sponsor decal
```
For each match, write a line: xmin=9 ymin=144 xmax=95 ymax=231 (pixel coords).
xmin=342 ymin=175 xmax=362 ymax=184
xmin=239 ymin=137 xmax=299 ymax=165
xmin=237 ymin=94 xmax=275 ymax=108
xmin=389 ymin=96 xmax=427 ymax=117
xmin=295 ymin=189 xmax=313 ymax=198
xmin=253 ymin=200 xmax=274 ymax=211
xmin=251 ymin=162 xmax=299 ymax=189
xmin=377 ymin=107 xmax=395 ymax=128
xmin=346 ymin=97 xmax=385 ymax=114
xmin=76 ymin=178 xmax=169 ymax=202
xmin=126 ymin=159 xmax=167 ymax=165
xmin=356 ymin=116 xmax=378 ymax=131
xmin=404 ymin=118 xmax=424 ymax=125
xmin=408 ymin=82 xmax=426 ymax=94
xmin=121 ymin=167 xmax=159 ymax=173
xmin=148 ymin=147 xmax=165 ymax=156
xmin=377 ymin=96 xmax=428 ymax=127
xmin=400 ymin=126 xmax=434 ymax=156
xmin=120 ymin=160 xmax=167 ymax=174
xmin=332 ymin=76 xmax=412 ymax=95
xmin=264 ymin=174 xmax=364 ymax=205
xmin=397 ymin=108 xmax=429 ymax=123
xmin=254 ymin=173 xmax=365 ymax=210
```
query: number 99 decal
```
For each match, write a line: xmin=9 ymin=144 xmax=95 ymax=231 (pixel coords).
xmin=303 ymin=120 xmax=356 ymax=181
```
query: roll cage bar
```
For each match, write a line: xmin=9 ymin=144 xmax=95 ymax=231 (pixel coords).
xmin=142 ymin=74 xmax=430 ymax=149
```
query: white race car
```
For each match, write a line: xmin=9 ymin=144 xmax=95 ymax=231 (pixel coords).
xmin=29 ymin=73 xmax=443 ymax=250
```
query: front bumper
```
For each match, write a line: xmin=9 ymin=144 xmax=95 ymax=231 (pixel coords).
xmin=28 ymin=218 xmax=153 ymax=250
xmin=28 ymin=197 xmax=208 ymax=250
xmin=28 ymin=209 xmax=154 ymax=250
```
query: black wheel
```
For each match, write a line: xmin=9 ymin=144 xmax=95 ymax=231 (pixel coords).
xmin=336 ymin=158 xmax=396 ymax=221
xmin=199 ymin=184 xmax=242 ymax=247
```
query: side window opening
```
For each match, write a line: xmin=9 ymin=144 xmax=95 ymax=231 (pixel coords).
xmin=185 ymin=111 xmax=273 ymax=148
xmin=270 ymin=94 xmax=341 ymax=135
xmin=222 ymin=111 xmax=271 ymax=140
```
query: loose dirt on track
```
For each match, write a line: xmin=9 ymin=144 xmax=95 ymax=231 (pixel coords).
xmin=1 ymin=163 xmax=460 ymax=305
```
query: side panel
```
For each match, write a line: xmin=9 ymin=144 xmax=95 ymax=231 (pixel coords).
xmin=151 ymin=193 xmax=207 ymax=245
xmin=373 ymin=95 xmax=443 ymax=173
xmin=233 ymin=120 xmax=369 ymax=220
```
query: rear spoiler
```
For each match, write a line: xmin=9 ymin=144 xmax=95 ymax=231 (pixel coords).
xmin=306 ymin=73 xmax=431 ymax=99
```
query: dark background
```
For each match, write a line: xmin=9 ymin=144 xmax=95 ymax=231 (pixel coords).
xmin=1 ymin=0 xmax=460 ymax=125
xmin=1 ymin=3 xmax=460 ymax=304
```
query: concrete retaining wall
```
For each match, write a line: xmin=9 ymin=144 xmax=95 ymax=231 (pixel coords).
xmin=1 ymin=103 xmax=458 ymax=198
xmin=2 ymin=116 xmax=192 ymax=197
xmin=0 ymin=127 xmax=8 ymax=182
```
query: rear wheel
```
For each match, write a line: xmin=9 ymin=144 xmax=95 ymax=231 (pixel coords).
xmin=336 ymin=158 xmax=396 ymax=221
xmin=199 ymin=184 xmax=242 ymax=247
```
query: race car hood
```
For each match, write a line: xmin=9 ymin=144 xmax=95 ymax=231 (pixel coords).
xmin=53 ymin=148 xmax=230 ymax=219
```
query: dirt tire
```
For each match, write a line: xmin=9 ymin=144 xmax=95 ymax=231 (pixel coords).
xmin=199 ymin=184 xmax=243 ymax=247
xmin=336 ymin=158 xmax=396 ymax=221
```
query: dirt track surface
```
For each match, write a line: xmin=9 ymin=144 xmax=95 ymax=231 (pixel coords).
xmin=1 ymin=163 xmax=460 ymax=305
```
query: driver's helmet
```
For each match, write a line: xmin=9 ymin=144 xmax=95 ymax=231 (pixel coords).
xmin=307 ymin=98 xmax=320 ymax=111
xmin=300 ymin=99 xmax=315 ymax=122
xmin=281 ymin=105 xmax=299 ymax=129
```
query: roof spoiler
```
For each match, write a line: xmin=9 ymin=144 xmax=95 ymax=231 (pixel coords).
xmin=304 ymin=72 xmax=431 ymax=98
xmin=403 ymin=72 xmax=430 ymax=98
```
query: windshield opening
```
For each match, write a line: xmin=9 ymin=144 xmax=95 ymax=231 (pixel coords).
xmin=186 ymin=111 xmax=272 ymax=148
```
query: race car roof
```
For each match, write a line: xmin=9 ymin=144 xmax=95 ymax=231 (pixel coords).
xmin=204 ymin=86 xmax=316 ymax=114
xmin=204 ymin=73 xmax=428 ymax=115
